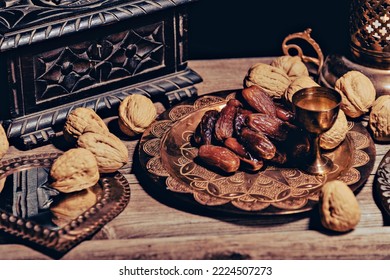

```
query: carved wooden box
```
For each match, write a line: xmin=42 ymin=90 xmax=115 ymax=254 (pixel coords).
xmin=0 ymin=0 xmax=202 ymax=148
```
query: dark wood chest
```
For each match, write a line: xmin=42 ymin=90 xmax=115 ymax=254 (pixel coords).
xmin=0 ymin=0 xmax=202 ymax=148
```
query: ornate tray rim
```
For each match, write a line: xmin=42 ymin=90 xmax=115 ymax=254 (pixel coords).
xmin=139 ymin=90 xmax=376 ymax=215
xmin=374 ymin=149 xmax=390 ymax=219
xmin=0 ymin=152 xmax=131 ymax=254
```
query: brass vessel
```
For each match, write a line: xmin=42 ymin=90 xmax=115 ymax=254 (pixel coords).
xmin=292 ymin=87 xmax=341 ymax=175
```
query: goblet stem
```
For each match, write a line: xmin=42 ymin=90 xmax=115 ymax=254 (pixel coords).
xmin=311 ymin=133 xmax=321 ymax=163
xmin=305 ymin=133 xmax=333 ymax=175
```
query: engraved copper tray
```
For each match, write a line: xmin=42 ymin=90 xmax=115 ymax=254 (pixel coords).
xmin=139 ymin=91 xmax=375 ymax=215
xmin=0 ymin=153 xmax=130 ymax=254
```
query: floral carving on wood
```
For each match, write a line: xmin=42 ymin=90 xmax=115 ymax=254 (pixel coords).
xmin=34 ymin=22 xmax=164 ymax=102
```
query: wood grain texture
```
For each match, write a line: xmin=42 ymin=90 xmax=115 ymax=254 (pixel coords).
xmin=0 ymin=57 xmax=389 ymax=260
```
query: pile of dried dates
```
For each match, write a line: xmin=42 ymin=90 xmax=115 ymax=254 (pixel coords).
xmin=193 ymin=85 xmax=309 ymax=173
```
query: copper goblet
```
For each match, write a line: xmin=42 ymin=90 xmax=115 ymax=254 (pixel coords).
xmin=292 ymin=86 xmax=341 ymax=175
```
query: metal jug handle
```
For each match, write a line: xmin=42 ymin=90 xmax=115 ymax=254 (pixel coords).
xmin=282 ymin=28 xmax=324 ymax=76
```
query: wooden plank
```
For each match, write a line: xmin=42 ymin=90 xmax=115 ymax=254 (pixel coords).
xmin=2 ymin=227 xmax=390 ymax=260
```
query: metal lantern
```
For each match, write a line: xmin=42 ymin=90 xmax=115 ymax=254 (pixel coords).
xmin=350 ymin=0 xmax=390 ymax=69
xmin=320 ymin=0 xmax=390 ymax=97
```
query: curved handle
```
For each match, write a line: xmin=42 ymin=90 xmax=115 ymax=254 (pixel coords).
xmin=282 ymin=28 xmax=324 ymax=75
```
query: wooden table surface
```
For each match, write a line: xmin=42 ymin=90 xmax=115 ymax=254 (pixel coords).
xmin=1 ymin=57 xmax=390 ymax=260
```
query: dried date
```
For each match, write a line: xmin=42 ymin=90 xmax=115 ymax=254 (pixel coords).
xmin=241 ymin=85 xmax=276 ymax=116
xmin=194 ymin=110 xmax=219 ymax=145
xmin=240 ymin=155 xmax=264 ymax=171
xmin=240 ymin=128 xmax=276 ymax=160
xmin=227 ymin=98 xmax=243 ymax=107
xmin=246 ymin=113 xmax=289 ymax=141
xmin=214 ymin=103 xmax=237 ymax=141
xmin=193 ymin=87 xmax=307 ymax=172
xmin=234 ymin=108 xmax=252 ymax=136
xmin=224 ymin=137 xmax=263 ymax=171
xmin=275 ymin=104 xmax=295 ymax=122
xmin=224 ymin=137 xmax=247 ymax=158
xmin=198 ymin=145 xmax=240 ymax=173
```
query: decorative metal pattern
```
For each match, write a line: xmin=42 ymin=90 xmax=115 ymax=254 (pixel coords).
xmin=350 ymin=0 xmax=390 ymax=68
xmin=351 ymin=0 xmax=390 ymax=52
xmin=0 ymin=153 xmax=131 ymax=253
xmin=139 ymin=91 xmax=376 ymax=215
xmin=282 ymin=28 xmax=324 ymax=75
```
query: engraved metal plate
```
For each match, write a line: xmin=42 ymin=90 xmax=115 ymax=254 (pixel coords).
xmin=139 ymin=91 xmax=376 ymax=215
xmin=0 ymin=153 xmax=130 ymax=253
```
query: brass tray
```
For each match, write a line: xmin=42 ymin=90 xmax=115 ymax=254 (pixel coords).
xmin=0 ymin=153 xmax=130 ymax=254
xmin=139 ymin=91 xmax=376 ymax=215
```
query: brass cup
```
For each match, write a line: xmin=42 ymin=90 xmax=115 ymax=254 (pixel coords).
xmin=292 ymin=87 xmax=341 ymax=175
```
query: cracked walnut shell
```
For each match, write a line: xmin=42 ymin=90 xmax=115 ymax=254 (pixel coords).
xmin=50 ymin=148 xmax=100 ymax=193
xmin=77 ymin=131 xmax=128 ymax=173
xmin=369 ymin=95 xmax=390 ymax=142
xmin=118 ymin=94 xmax=157 ymax=137
xmin=271 ymin=55 xmax=309 ymax=80
xmin=244 ymin=63 xmax=291 ymax=99
xmin=319 ymin=180 xmax=361 ymax=232
xmin=63 ymin=107 xmax=109 ymax=143
xmin=335 ymin=70 xmax=376 ymax=118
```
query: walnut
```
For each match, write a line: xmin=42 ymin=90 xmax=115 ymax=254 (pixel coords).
xmin=335 ymin=70 xmax=376 ymax=118
xmin=77 ymin=131 xmax=128 ymax=173
xmin=320 ymin=110 xmax=349 ymax=150
xmin=118 ymin=94 xmax=157 ymax=137
xmin=369 ymin=95 xmax=390 ymax=142
xmin=63 ymin=107 xmax=109 ymax=143
xmin=0 ymin=124 xmax=9 ymax=159
xmin=271 ymin=55 xmax=309 ymax=80
xmin=319 ymin=180 xmax=361 ymax=232
xmin=244 ymin=63 xmax=291 ymax=99
xmin=284 ymin=76 xmax=320 ymax=104
xmin=50 ymin=148 xmax=100 ymax=193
